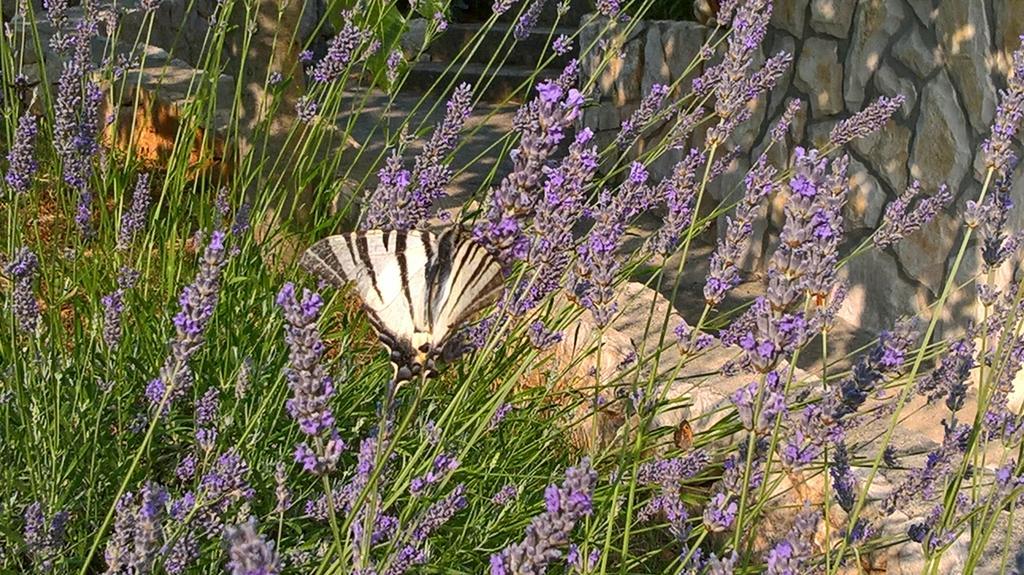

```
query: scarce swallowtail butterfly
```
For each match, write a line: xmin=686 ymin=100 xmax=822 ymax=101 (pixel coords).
xmin=300 ymin=228 xmax=505 ymax=383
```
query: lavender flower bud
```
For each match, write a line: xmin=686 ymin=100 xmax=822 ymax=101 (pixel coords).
xmin=514 ymin=0 xmax=547 ymax=40
xmin=24 ymin=502 xmax=68 ymax=572
xmin=4 ymin=111 xmax=39 ymax=195
xmin=5 ymin=246 xmax=41 ymax=333
xmin=616 ymin=83 xmax=670 ymax=149
xmin=982 ymin=35 xmax=1024 ymax=178
xmin=490 ymin=459 xmax=597 ymax=574
xmin=310 ymin=12 xmax=374 ymax=83
xmin=828 ymin=95 xmax=905 ymax=148
xmin=873 ymin=181 xmax=953 ymax=249
xmin=224 ymin=517 xmax=280 ymax=575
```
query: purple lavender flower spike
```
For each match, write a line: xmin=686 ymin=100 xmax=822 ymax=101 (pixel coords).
xmin=596 ymin=0 xmax=619 ymax=17
xmin=410 ymin=453 xmax=460 ymax=496
xmin=702 ymin=492 xmax=737 ymax=532
xmin=829 ymin=95 xmax=905 ymax=148
xmin=552 ymin=34 xmax=572 ymax=55
xmin=490 ymin=459 xmax=597 ymax=574
xmin=570 ymin=163 xmax=653 ymax=326
xmin=475 ymin=80 xmax=585 ymax=263
xmin=770 ymin=99 xmax=802 ymax=143
xmin=616 ymin=83 xmax=670 ymax=149
xmin=364 ymin=83 xmax=473 ymax=231
xmin=4 ymin=111 xmax=39 ymax=195
xmin=411 ymin=484 xmax=467 ymax=541
xmin=104 ymin=492 xmax=136 ymax=572
xmin=224 ymin=517 xmax=280 ymax=575
xmin=515 ymin=0 xmax=547 ymax=40
xmin=118 ymin=173 xmax=152 ymax=251
xmin=492 ymin=0 xmax=519 ymax=16
xmin=5 ymin=246 xmax=41 ymax=333
xmin=650 ymin=148 xmax=704 ymax=255
xmin=528 ymin=320 xmax=562 ymax=350
xmin=704 ymin=154 xmax=777 ymax=306
xmin=310 ymin=11 xmax=374 ymax=83
xmin=982 ymin=35 xmax=1024 ymax=178
xmin=277 ymin=282 xmax=346 ymax=474
xmin=24 ymin=502 xmax=69 ymax=572
xmin=513 ymin=128 xmax=598 ymax=314
xmin=764 ymin=504 xmax=819 ymax=575
xmin=492 ymin=484 xmax=519 ymax=505
xmin=147 ymin=231 xmax=229 ymax=411
xmin=873 ymin=181 xmax=953 ymax=249
xmin=295 ymin=96 xmax=318 ymax=122
xmin=101 ymin=287 xmax=126 ymax=350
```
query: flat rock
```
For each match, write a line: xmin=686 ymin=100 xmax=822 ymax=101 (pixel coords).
xmin=874 ymin=62 xmax=918 ymax=119
xmin=893 ymin=25 xmax=940 ymax=79
xmin=910 ymin=70 xmax=972 ymax=192
xmin=771 ymin=0 xmax=809 ymax=36
xmin=850 ymin=121 xmax=911 ymax=192
xmin=794 ymin=36 xmax=844 ymax=117
xmin=838 ymin=248 xmax=924 ymax=332
xmin=809 ymin=0 xmax=855 ymax=38
xmin=642 ymin=20 xmax=705 ymax=99
xmin=935 ymin=0 xmax=997 ymax=135
xmin=845 ymin=0 xmax=906 ymax=111
xmin=896 ymin=211 xmax=960 ymax=295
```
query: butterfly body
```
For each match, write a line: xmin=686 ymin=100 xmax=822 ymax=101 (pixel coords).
xmin=301 ymin=228 xmax=504 ymax=382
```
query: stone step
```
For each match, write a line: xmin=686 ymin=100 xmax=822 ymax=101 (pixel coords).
xmin=403 ymin=61 xmax=559 ymax=102
xmin=424 ymin=22 xmax=575 ymax=69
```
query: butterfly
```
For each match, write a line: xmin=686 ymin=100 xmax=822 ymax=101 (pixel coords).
xmin=300 ymin=228 xmax=505 ymax=383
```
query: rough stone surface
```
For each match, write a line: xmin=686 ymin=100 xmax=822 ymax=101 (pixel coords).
xmin=845 ymin=0 xmax=906 ymax=111
xmin=874 ymin=62 xmax=919 ymax=118
xmin=771 ymin=0 xmax=809 ymax=35
xmin=850 ymin=121 xmax=911 ymax=192
xmin=794 ymin=37 xmax=844 ymax=117
xmin=838 ymin=248 xmax=923 ymax=332
xmin=845 ymin=158 xmax=887 ymax=229
xmin=896 ymin=212 xmax=960 ymax=295
xmin=809 ymin=0 xmax=855 ymax=38
xmin=642 ymin=20 xmax=705 ymax=98
xmin=935 ymin=0 xmax=997 ymax=135
xmin=893 ymin=25 xmax=940 ymax=78
xmin=906 ymin=0 xmax=939 ymax=24
xmin=910 ymin=70 xmax=972 ymax=192
xmin=580 ymin=16 xmax=646 ymax=106
xmin=994 ymin=0 xmax=1024 ymax=74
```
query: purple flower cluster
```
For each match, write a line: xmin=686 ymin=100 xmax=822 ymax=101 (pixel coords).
xmin=636 ymin=451 xmax=710 ymax=540
xmin=5 ymin=246 xmax=41 ymax=333
xmin=101 ymin=267 xmax=141 ymax=350
xmin=277 ymin=282 xmax=345 ymax=475
xmin=527 ymin=320 xmax=563 ymax=350
xmin=511 ymin=128 xmax=598 ymax=314
xmin=4 ymin=111 xmax=39 ymax=195
xmin=763 ymin=504 xmax=820 ymax=574
xmin=828 ymin=95 xmax=905 ymax=148
xmin=490 ymin=458 xmax=597 ymax=574
xmin=146 ymin=231 xmax=229 ymax=411
xmin=649 ymin=148 xmax=705 ymax=256
xmin=364 ymin=83 xmax=474 ymax=231
xmin=982 ymin=34 xmax=1024 ymax=178
xmin=570 ymin=163 xmax=654 ymax=326
xmin=24 ymin=502 xmax=68 ymax=572
xmin=827 ymin=317 xmax=919 ymax=421
xmin=704 ymin=154 xmax=777 ymax=306
xmin=474 ymin=80 xmax=585 ymax=263
xmin=967 ymin=176 xmax=1022 ymax=270
xmin=224 ymin=517 xmax=280 ymax=575
xmin=616 ymin=83 xmax=670 ymax=149
xmin=514 ymin=0 xmax=547 ymax=40
xmin=104 ymin=482 xmax=168 ymax=573
xmin=873 ymin=180 xmax=953 ymax=249
xmin=309 ymin=11 xmax=375 ymax=83
xmin=117 ymin=173 xmax=152 ymax=251
xmin=410 ymin=453 xmax=460 ymax=496
xmin=52 ymin=28 xmax=103 ymax=239
xmin=295 ymin=96 xmax=318 ymax=122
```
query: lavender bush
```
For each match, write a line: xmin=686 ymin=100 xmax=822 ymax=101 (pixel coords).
xmin=2 ymin=0 xmax=1024 ymax=573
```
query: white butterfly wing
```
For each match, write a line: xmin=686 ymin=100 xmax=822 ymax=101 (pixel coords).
xmin=426 ymin=229 xmax=505 ymax=349
xmin=301 ymin=230 xmax=433 ymax=355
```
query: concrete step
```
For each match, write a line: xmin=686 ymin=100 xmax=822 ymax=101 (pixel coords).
xmin=403 ymin=61 xmax=560 ymax=102
xmin=425 ymin=22 xmax=575 ymax=69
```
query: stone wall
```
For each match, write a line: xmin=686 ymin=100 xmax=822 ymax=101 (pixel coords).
xmin=580 ymin=0 xmax=1024 ymax=334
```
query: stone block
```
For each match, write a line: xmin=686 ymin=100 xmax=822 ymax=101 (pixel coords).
xmin=845 ymin=0 xmax=906 ymax=111
xmin=794 ymin=36 xmax=844 ymax=117
xmin=809 ymin=0 xmax=855 ymax=38
xmin=910 ymin=70 xmax=972 ymax=192
xmin=935 ymin=0 xmax=997 ymax=135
